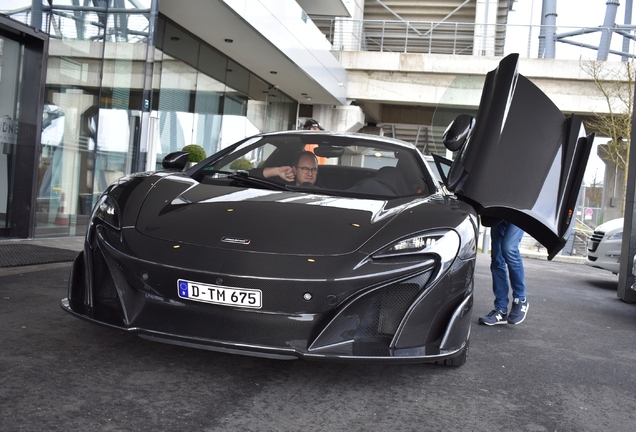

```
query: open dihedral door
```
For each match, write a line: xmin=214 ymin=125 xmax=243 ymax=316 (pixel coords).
xmin=437 ymin=54 xmax=594 ymax=260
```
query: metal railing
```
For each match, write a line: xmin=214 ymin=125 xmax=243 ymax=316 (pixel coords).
xmin=561 ymin=218 xmax=595 ymax=257
xmin=315 ymin=18 xmax=503 ymax=56
xmin=314 ymin=18 xmax=636 ymax=61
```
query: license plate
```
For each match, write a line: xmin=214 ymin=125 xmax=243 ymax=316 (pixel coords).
xmin=177 ymin=279 xmax=262 ymax=309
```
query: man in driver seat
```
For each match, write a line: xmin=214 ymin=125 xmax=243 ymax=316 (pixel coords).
xmin=263 ymin=151 xmax=319 ymax=186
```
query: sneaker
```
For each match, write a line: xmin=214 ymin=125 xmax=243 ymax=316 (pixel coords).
xmin=478 ymin=309 xmax=508 ymax=326
xmin=507 ymin=298 xmax=529 ymax=325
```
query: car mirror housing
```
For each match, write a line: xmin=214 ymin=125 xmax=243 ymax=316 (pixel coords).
xmin=162 ymin=151 xmax=189 ymax=170
xmin=442 ymin=114 xmax=475 ymax=152
xmin=314 ymin=145 xmax=345 ymax=158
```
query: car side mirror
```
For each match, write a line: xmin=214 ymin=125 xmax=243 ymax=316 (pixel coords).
xmin=162 ymin=151 xmax=189 ymax=170
xmin=442 ymin=114 xmax=475 ymax=152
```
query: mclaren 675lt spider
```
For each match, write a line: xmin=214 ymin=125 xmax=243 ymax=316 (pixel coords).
xmin=61 ymin=54 xmax=593 ymax=366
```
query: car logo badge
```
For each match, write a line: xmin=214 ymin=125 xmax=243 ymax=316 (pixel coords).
xmin=222 ymin=236 xmax=250 ymax=245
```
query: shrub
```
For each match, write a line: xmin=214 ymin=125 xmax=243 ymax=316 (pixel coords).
xmin=230 ymin=158 xmax=253 ymax=171
xmin=181 ymin=144 xmax=206 ymax=162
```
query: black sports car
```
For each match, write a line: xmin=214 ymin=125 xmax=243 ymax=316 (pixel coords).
xmin=61 ymin=54 xmax=593 ymax=366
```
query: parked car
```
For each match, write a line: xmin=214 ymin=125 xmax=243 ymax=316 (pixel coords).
xmin=586 ymin=218 xmax=624 ymax=274
xmin=60 ymin=54 xmax=593 ymax=366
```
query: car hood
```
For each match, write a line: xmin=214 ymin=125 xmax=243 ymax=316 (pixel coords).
xmin=438 ymin=54 xmax=594 ymax=260
xmin=596 ymin=218 xmax=624 ymax=234
xmin=134 ymin=177 xmax=413 ymax=255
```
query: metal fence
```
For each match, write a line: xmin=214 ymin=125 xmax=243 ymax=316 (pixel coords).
xmin=314 ymin=19 xmax=506 ymax=56
xmin=314 ymin=18 xmax=636 ymax=61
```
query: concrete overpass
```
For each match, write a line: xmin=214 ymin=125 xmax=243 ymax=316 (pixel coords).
xmin=338 ymin=51 xmax=626 ymax=155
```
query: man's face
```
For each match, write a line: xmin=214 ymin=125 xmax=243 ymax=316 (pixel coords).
xmin=292 ymin=154 xmax=318 ymax=185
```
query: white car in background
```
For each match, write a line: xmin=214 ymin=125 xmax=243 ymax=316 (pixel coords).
xmin=586 ymin=218 xmax=624 ymax=274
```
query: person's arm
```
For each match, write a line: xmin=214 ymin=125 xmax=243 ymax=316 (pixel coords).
xmin=263 ymin=166 xmax=295 ymax=183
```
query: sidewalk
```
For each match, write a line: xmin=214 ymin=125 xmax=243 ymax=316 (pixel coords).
xmin=519 ymin=247 xmax=587 ymax=264
xmin=0 ymin=237 xmax=84 ymax=275
xmin=0 ymin=236 xmax=84 ymax=251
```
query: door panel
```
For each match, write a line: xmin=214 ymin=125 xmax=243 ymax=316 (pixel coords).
xmin=438 ymin=54 xmax=594 ymax=260
xmin=0 ymin=36 xmax=22 ymax=237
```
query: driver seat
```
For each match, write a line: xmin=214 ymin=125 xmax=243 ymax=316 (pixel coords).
xmin=375 ymin=166 xmax=410 ymax=195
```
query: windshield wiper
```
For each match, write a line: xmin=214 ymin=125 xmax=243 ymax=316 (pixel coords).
xmin=205 ymin=169 xmax=290 ymax=191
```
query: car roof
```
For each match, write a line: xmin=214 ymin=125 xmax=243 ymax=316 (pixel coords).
xmin=257 ymin=130 xmax=420 ymax=151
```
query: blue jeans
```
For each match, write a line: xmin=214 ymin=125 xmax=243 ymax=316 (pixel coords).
xmin=490 ymin=221 xmax=526 ymax=313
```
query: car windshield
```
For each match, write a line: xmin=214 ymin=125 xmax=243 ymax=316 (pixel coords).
xmin=193 ymin=133 xmax=434 ymax=199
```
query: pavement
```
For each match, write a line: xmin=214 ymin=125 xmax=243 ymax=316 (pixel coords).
xmin=1 ymin=236 xmax=635 ymax=431
xmin=0 ymin=236 xmax=84 ymax=276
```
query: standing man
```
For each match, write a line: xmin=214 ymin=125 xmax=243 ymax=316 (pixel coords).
xmin=479 ymin=221 xmax=529 ymax=326
xmin=303 ymin=118 xmax=324 ymax=130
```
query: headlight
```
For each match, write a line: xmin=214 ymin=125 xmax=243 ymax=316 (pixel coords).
xmin=608 ymin=231 xmax=623 ymax=240
xmin=373 ymin=229 xmax=460 ymax=275
xmin=374 ymin=230 xmax=459 ymax=258
xmin=375 ymin=233 xmax=444 ymax=257
xmin=92 ymin=195 xmax=121 ymax=230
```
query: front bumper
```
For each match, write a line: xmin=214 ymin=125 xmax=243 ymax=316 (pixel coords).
xmin=586 ymin=239 xmax=621 ymax=274
xmin=61 ymin=227 xmax=473 ymax=363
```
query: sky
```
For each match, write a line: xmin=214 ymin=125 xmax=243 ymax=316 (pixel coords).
xmin=506 ymin=0 xmax=635 ymax=185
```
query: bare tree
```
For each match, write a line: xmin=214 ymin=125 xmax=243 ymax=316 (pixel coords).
xmin=580 ymin=60 xmax=634 ymax=171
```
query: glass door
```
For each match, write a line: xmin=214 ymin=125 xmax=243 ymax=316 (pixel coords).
xmin=0 ymin=36 xmax=22 ymax=237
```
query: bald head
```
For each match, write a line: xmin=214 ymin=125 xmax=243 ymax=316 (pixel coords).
xmin=292 ymin=151 xmax=318 ymax=185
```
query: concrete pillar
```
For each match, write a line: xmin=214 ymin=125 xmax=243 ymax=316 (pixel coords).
xmin=617 ymin=75 xmax=636 ymax=302
xmin=598 ymin=143 xmax=626 ymax=222
xmin=331 ymin=105 xmax=365 ymax=132
xmin=247 ymin=100 xmax=268 ymax=133
xmin=311 ymin=105 xmax=334 ymax=131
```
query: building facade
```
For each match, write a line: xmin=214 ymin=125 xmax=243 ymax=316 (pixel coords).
xmin=1 ymin=0 xmax=353 ymax=240
xmin=2 ymin=0 xmax=630 ymax=240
